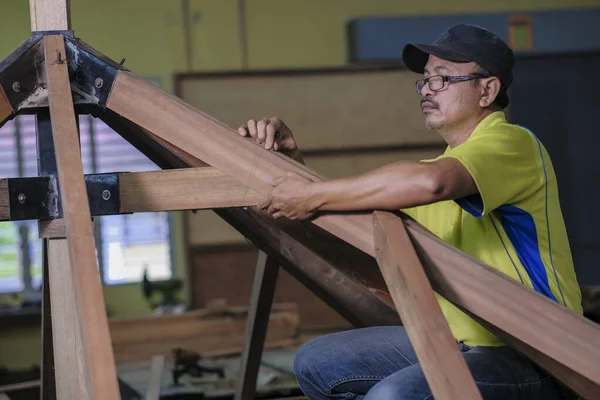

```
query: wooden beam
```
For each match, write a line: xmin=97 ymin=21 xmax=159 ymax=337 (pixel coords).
xmin=46 ymin=238 xmax=87 ymax=399
xmin=0 ymin=179 xmax=8 ymax=221
xmin=0 ymin=85 xmax=13 ymax=125
xmin=105 ymin=72 xmax=600 ymax=396
xmin=119 ymin=167 xmax=262 ymax=213
xmin=373 ymin=211 xmax=481 ymax=400
xmin=44 ymin=35 xmax=119 ymax=399
xmin=235 ymin=252 xmax=279 ymax=400
xmin=29 ymin=0 xmax=71 ymax=31
xmin=107 ymin=71 xmax=373 ymax=255
xmin=39 ymin=218 xmax=66 ymax=239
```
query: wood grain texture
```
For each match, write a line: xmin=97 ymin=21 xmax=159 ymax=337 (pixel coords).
xmin=0 ymin=179 xmax=8 ymax=221
xmin=44 ymin=35 xmax=119 ymax=399
xmin=119 ymin=167 xmax=262 ymax=213
xmin=38 ymin=219 xmax=66 ymax=238
xmin=107 ymin=71 xmax=373 ymax=255
xmin=0 ymin=86 xmax=13 ymax=125
xmin=29 ymin=0 xmax=71 ymax=31
xmin=373 ymin=211 xmax=481 ymax=400
xmin=47 ymin=238 xmax=87 ymax=400
xmin=107 ymin=71 xmax=600 ymax=396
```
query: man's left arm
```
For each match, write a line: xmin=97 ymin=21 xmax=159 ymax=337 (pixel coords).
xmin=263 ymin=158 xmax=477 ymax=219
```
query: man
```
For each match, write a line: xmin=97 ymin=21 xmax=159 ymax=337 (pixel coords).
xmin=238 ymin=24 xmax=582 ymax=399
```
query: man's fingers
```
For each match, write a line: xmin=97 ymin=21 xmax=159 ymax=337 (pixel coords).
xmin=265 ymin=122 xmax=276 ymax=150
xmin=258 ymin=198 xmax=271 ymax=210
xmin=256 ymin=118 xmax=268 ymax=144
xmin=247 ymin=119 xmax=258 ymax=139
xmin=237 ymin=125 xmax=248 ymax=136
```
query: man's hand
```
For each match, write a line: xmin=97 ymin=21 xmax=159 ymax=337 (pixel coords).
xmin=260 ymin=172 xmax=319 ymax=220
xmin=238 ymin=117 xmax=304 ymax=163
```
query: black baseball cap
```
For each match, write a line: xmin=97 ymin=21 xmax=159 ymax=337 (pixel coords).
xmin=401 ymin=24 xmax=515 ymax=108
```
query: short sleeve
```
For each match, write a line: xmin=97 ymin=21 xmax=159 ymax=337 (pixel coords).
xmin=438 ymin=128 xmax=542 ymax=218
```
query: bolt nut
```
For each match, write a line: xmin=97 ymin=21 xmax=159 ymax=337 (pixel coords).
xmin=102 ymin=189 xmax=111 ymax=200
xmin=12 ymin=82 xmax=21 ymax=92
xmin=94 ymin=78 xmax=104 ymax=88
xmin=18 ymin=193 xmax=26 ymax=204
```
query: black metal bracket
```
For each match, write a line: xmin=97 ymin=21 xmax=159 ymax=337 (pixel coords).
xmin=7 ymin=173 xmax=121 ymax=221
xmin=64 ymin=36 xmax=127 ymax=107
xmin=0 ymin=30 xmax=127 ymax=121
xmin=0 ymin=35 xmax=44 ymax=112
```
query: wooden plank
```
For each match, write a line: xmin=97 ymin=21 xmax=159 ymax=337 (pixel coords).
xmin=235 ymin=252 xmax=279 ymax=400
xmin=0 ymin=85 xmax=13 ymax=125
xmin=109 ymin=304 xmax=299 ymax=364
xmin=47 ymin=238 xmax=87 ymax=399
xmin=44 ymin=35 xmax=119 ymax=399
xmin=119 ymin=167 xmax=262 ymax=213
xmin=105 ymin=74 xmax=600 ymax=396
xmin=0 ymin=179 xmax=8 ymax=221
xmin=29 ymin=0 xmax=71 ymax=31
xmin=41 ymin=240 xmax=57 ymax=400
xmin=373 ymin=211 xmax=481 ymax=400
xmin=107 ymin=71 xmax=373 ymax=255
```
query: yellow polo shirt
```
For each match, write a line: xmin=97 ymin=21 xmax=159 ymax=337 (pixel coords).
xmin=402 ymin=111 xmax=583 ymax=346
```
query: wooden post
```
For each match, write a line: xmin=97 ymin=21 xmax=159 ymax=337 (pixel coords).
xmin=373 ymin=211 xmax=481 ymax=400
xmin=235 ymin=251 xmax=280 ymax=400
xmin=44 ymin=35 xmax=120 ymax=399
xmin=29 ymin=0 xmax=71 ymax=31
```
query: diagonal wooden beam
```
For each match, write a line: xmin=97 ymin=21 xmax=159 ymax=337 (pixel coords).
xmin=373 ymin=211 xmax=481 ymax=400
xmin=44 ymin=35 xmax=119 ymax=399
xmin=106 ymin=71 xmax=373 ymax=255
xmin=104 ymin=71 xmax=600 ymax=397
xmin=30 ymin=0 xmax=71 ymax=31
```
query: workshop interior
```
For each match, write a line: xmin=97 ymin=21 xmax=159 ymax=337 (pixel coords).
xmin=1 ymin=1 xmax=600 ymax=399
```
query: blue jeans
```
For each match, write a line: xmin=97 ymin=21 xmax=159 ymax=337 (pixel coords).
xmin=293 ymin=326 xmax=563 ymax=400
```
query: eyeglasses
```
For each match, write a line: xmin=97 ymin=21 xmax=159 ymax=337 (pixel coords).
xmin=415 ymin=74 xmax=490 ymax=94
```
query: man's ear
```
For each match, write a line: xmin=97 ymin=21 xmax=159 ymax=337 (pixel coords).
xmin=479 ymin=77 xmax=502 ymax=107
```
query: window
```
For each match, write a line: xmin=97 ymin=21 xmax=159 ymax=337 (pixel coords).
xmin=0 ymin=113 xmax=173 ymax=293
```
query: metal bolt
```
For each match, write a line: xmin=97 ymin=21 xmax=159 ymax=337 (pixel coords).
xmin=12 ymin=82 xmax=21 ymax=92
xmin=18 ymin=193 xmax=26 ymax=204
xmin=94 ymin=78 xmax=103 ymax=88
xmin=56 ymin=52 xmax=63 ymax=64
xmin=102 ymin=190 xmax=111 ymax=200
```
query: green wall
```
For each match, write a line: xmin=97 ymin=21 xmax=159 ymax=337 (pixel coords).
xmin=1 ymin=0 xmax=598 ymax=370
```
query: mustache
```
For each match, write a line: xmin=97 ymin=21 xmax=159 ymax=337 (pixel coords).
xmin=421 ymin=98 xmax=439 ymax=108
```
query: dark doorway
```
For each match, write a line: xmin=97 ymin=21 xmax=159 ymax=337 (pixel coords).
xmin=509 ymin=52 xmax=600 ymax=285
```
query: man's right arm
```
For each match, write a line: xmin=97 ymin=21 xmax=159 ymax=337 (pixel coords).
xmin=237 ymin=117 xmax=305 ymax=165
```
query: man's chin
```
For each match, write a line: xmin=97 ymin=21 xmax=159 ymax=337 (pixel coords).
xmin=424 ymin=115 xmax=443 ymax=131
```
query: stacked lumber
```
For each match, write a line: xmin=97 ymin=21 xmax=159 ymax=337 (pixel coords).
xmin=109 ymin=303 xmax=300 ymax=364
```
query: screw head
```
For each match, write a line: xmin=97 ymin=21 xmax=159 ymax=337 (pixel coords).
xmin=12 ymin=82 xmax=21 ymax=92
xmin=102 ymin=190 xmax=111 ymax=200
xmin=18 ymin=193 xmax=26 ymax=204
xmin=94 ymin=78 xmax=104 ymax=88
